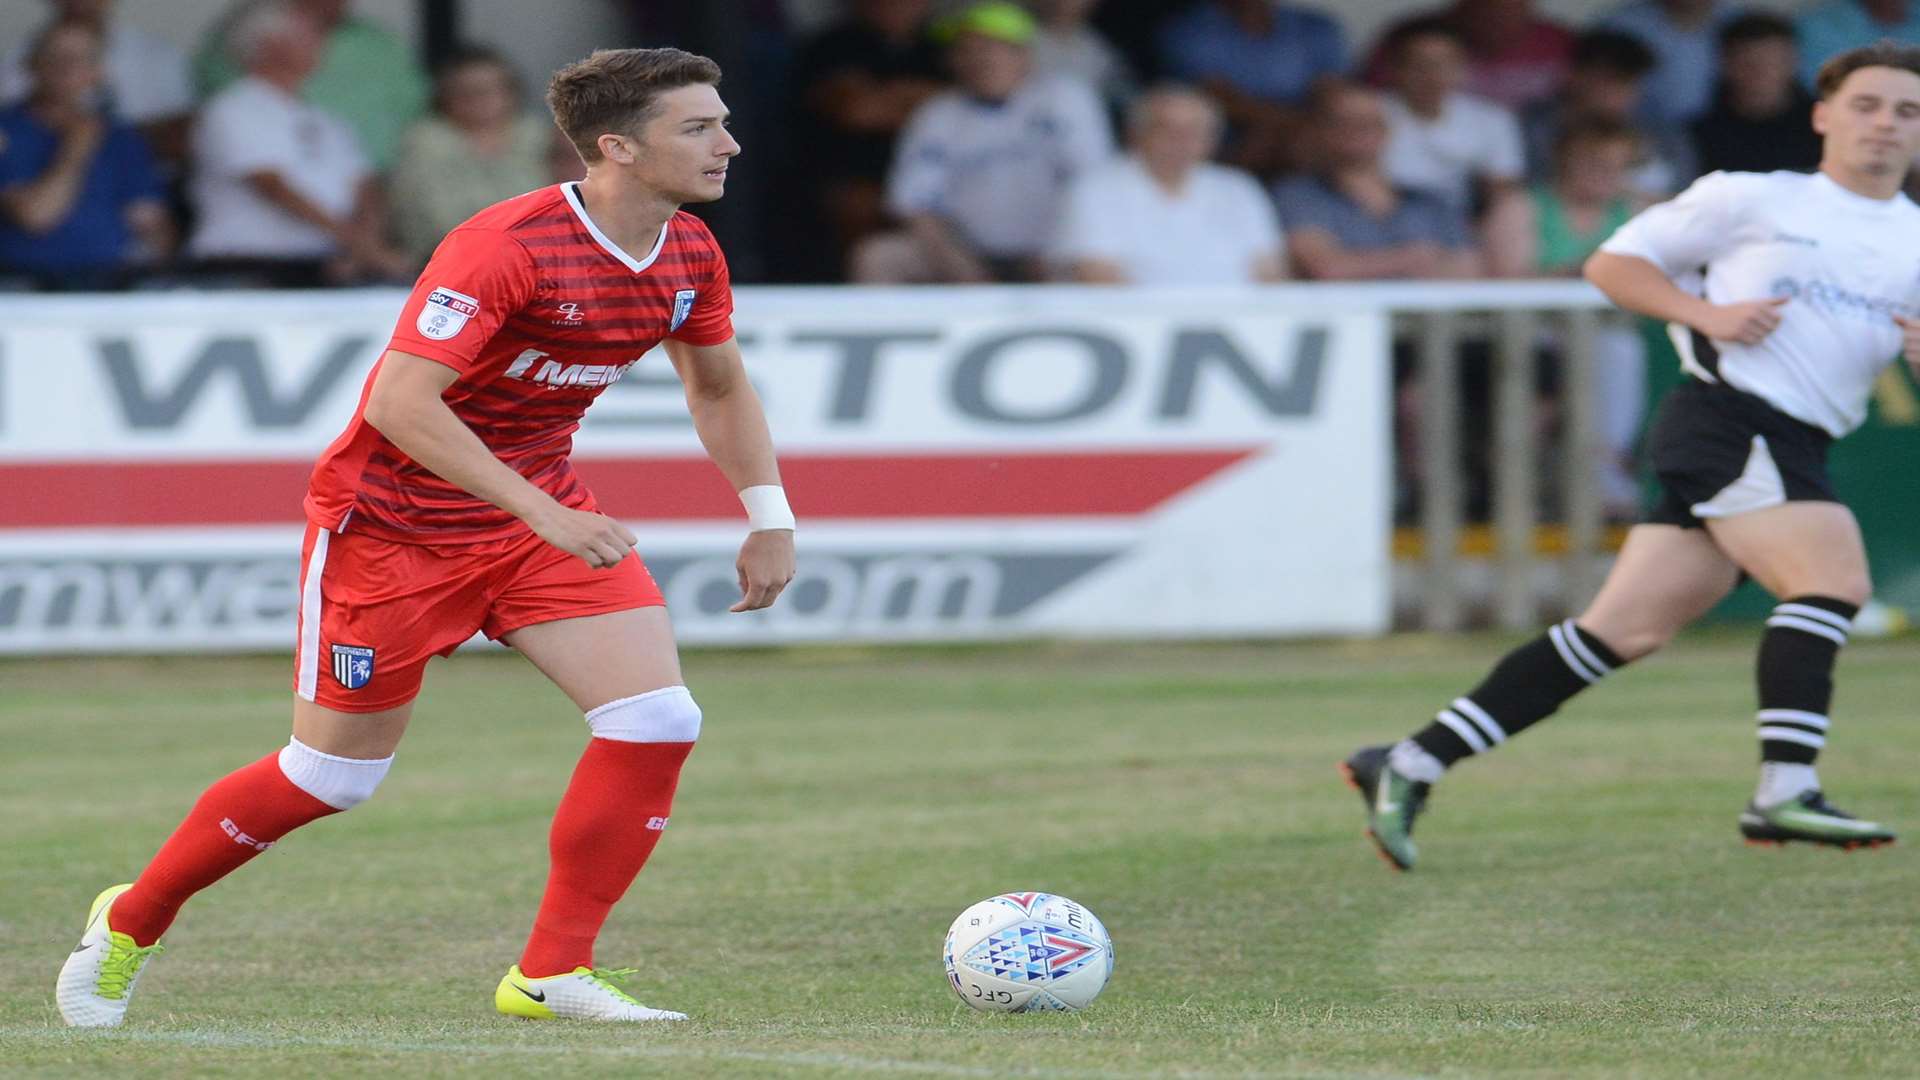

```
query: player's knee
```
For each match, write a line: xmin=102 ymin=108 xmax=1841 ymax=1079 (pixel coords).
xmin=277 ymin=737 xmax=393 ymax=810
xmin=585 ymin=685 xmax=702 ymax=743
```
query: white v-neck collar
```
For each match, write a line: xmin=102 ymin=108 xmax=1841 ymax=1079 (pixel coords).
xmin=561 ymin=182 xmax=671 ymax=272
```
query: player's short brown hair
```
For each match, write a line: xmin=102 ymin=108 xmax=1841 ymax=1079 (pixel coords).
xmin=546 ymin=47 xmax=722 ymax=163
xmin=1815 ymin=40 xmax=1920 ymax=100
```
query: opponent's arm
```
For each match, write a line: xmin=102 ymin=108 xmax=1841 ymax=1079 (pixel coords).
xmin=362 ymin=349 xmax=638 ymax=569
xmin=662 ymin=335 xmax=796 ymax=612
xmin=1584 ymin=251 xmax=1789 ymax=345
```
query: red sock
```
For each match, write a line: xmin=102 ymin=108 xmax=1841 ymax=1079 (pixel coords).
xmin=519 ymin=738 xmax=693 ymax=978
xmin=111 ymin=753 xmax=339 ymax=946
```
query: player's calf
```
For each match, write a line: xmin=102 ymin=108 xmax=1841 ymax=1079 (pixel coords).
xmin=58 ymin=737 xmax=394 ymax=1025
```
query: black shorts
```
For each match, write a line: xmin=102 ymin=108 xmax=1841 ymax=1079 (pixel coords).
xmin=1644 ymin=379 xmax=1839 ymax=529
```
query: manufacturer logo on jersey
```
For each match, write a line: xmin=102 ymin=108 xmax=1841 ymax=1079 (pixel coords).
xmin=669 ymin=289 xmax=697 ymax=332
xmin=555 ymin=301 xmax=586 ymax=325
xmin=418 ymin=286 xmax=479 ymax=340
xmin=331 ymin=644 xmax=375 ymax=690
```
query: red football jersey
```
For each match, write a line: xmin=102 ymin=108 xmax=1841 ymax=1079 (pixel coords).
xmin=305 ymin=183 xmax=734 ymax=543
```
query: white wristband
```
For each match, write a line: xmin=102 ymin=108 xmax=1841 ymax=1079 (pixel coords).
xmin=740 ymin=485 xmax=795 ymax=532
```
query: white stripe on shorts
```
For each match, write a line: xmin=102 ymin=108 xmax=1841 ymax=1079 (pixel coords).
xmin=296 ymin=528 xmax=330 ymax=701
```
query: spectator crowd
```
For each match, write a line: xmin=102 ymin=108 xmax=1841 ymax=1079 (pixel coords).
xmin=0 ymin=0 xmax=1905 ymax=292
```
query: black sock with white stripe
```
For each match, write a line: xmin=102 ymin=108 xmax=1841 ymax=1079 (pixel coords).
xmin=1405 ymin=619 xmax=1626 ymax=771
xmin=1755 ymin=596 xmax=1856 ymax=767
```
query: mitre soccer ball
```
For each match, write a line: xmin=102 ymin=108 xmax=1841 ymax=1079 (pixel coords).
xmin=942 ymin=892 xmax=1113 ymax=1013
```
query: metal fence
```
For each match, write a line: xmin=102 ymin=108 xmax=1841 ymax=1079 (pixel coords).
xmin=1361 ymin=282 xmax=1631 ymax=631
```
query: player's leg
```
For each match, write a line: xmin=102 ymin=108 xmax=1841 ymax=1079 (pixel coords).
xmin=55 ymin=698 xmax=410 ymax=1027
xmin=485 ymin=546 xmax=693 ymax=1021
xmin=1344 ymin=524 xmax=1740 ymax=870
xmin=1703 ymin=502 xmax=1893 ymax=847
xmin=57 ymin=526 xmax=465 ymax=1026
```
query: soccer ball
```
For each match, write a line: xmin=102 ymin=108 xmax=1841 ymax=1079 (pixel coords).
xmin=942 ymin=892 xmax=1113 ymax=1013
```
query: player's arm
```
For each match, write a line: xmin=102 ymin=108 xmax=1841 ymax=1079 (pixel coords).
xmin=1583 ymin=252 xmax=1787 ymax=345
xmin=662 ymin=335 xmax=795 ymax=613
xmin=362 ymin=349 xmax=638 ymax=569
xmin=1586 ymin=171 xmax=1786 ymax=345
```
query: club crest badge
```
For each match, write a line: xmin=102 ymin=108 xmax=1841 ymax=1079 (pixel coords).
xmin=669 ymin=288 xmax=697 ymax=332
xmin=417 ymin=286 xmax=479 ymax=340
xmin=331 ymin=644 xmax=375 ymax=690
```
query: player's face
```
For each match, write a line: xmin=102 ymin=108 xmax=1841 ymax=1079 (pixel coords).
xmin=630 ymin=83 xmax=739 ymax=203
xmin=1813 ymin=66 xmax=1920 ymax=178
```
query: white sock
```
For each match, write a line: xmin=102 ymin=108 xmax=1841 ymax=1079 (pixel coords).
xmin=1388 ymin=740 xmax=1446 ymax=784
xmin=1755 ymin=762 xmax=1818 ymax=808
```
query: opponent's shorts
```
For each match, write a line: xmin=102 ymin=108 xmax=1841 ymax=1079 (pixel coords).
xmin=1644 ymin=378 xmax=1838 ymax=530
xmin=293 ymin=524 xmax=665 ymax=712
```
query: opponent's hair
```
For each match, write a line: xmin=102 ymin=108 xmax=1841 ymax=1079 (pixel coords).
xmin=546 ymin=47 xmax=722 ymax=163
xmin=1815 ymin=40 xmax=1920 ymax=100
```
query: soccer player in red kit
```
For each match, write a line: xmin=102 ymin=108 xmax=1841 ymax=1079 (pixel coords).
xmin=56 ymin=47 xmax=793 ymax=1026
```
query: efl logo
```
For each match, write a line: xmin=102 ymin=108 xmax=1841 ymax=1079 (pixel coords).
xmin=220 ymin=817 xmax=274 ymax=851
xmin=417 ymin=286 xmax=479 ymax=340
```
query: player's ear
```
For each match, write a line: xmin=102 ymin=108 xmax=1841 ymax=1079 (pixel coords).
xmin=1811 ymin=99 xmax=1829 ymax=137
xmin=597 ymin=132 xmax=639 ymax=166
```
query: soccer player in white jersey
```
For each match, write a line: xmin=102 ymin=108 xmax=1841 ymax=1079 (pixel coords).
xmin=1342 ymin=42 xmax=1920 ymax=870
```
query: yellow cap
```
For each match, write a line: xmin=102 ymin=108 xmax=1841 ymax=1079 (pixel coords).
xmin=938 ymin=1 xmax=1038 ymax=46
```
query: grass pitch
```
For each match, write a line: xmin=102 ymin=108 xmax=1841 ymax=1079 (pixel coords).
xmin=1 ymin=635 xmax=1916 ymax=1078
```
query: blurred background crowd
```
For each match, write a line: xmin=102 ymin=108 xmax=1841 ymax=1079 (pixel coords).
xmin=0 ymin=0 xmax=1897 ymax=294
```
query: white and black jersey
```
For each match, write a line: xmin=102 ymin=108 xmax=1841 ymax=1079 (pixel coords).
xmin=1599 ymin=169 xmax=1920 ymax=438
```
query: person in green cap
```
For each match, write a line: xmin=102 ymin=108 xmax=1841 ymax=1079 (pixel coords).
xmin=853 ymin=0 xmax=1114 ymax=282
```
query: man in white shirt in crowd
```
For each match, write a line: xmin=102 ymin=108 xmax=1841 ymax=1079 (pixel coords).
xmin=186 ymin=0 xmax=407 ymax=286
xmin=0 ymin=0 xmax=193 ymax=160
xmin=1378 ymin=14 xmax=1526 ymax=217
xmin=853 ymin=1 xmax=1113 ymax=283
xmin=1052 ymin=84 xmax=1283 ymax=284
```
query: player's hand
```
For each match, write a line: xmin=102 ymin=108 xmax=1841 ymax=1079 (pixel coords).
xmin=528 ymin=506 xmax=637 ymax=570
xmin=1893 ymin=314 xmax=1920 ymax=366
xmin=731 ymin=529 xmax=795 ymax=612
xmin=1695 ymin=296 xmax=1789 ymax=345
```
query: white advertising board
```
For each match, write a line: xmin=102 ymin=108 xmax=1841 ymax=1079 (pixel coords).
xmin=0 ymin=287 xmax=1390 ymax=653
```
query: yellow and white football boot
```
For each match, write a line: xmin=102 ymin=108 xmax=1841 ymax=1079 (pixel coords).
xmin=495 ymin=964 xmax=687 ymax=1022
xmin=57 ymin=884 xmax=164 ymax=1027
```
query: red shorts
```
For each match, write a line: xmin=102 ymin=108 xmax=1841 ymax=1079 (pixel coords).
xmin=293 ymin=523 xmax=665 ymax=713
